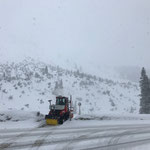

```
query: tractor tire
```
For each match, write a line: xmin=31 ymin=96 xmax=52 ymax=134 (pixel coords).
xmin=64 ymin=113 xmax=69 ymax=121
xmin=58 ymin=118 xmax=64 ymax=125
xmin=64 ymin=115 xmax=68 ymax=121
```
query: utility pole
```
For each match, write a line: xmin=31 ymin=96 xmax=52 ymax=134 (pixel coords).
xmin=78 ymin=102 xmax=81 ymax=115
xmin=69 ymin=95 xmax=73 ymax=121
xmin=74 ymin=101 xmax=77 ymax=114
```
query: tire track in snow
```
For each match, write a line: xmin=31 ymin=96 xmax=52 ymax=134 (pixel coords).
xmin=1 ymin=124 xmax=150 ymax=140
xmin=2 ymin=127 xmax=150 ymax=150
xmin=1 ymin=124 xmax=150 ymax=149
xmin=80 ymin=137 xmax=150 ymax=150
xmin=1 ymin=123 xmax=150 ymax=134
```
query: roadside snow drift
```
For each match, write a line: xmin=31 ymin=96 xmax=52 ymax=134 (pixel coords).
xmin=0 ymin=110 xmax=44 ymax=129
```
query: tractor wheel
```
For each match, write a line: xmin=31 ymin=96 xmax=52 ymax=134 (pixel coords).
xmin=64 ymin=113 xmax=69 ymax=121
xmin=58 ymin=118 xmax=64 ymax=124
xmin=64 ymin=115 xmax=68 ymax=121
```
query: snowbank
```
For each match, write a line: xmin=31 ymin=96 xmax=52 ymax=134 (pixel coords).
xmin=74 ymin=114 xmax=150 ymax=121
xmin=60 ymin=114 xmax=150 ymax=129
xmin=0 ymin=110 xmax=45 ymax=129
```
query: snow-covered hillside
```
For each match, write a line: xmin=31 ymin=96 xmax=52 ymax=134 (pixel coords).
xmin=0 ymin=58 xmax=140 ymax=114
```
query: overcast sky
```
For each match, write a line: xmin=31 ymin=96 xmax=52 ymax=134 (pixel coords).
xmin=0 ymin=0 xmax=150 ymax=68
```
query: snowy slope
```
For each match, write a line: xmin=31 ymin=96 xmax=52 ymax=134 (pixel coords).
xmin=0 ymin=58 xmax=140 ymax=114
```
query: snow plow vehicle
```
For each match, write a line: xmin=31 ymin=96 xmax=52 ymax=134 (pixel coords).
xmin=45 ymin=96 xmax=73 ymax=125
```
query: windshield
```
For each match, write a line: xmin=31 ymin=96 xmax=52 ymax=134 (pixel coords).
xmin=56 ymin=98 xmax=66 ymax=105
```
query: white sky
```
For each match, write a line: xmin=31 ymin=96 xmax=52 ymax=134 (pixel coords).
xmin=0 ymin=0 xmax=150 ymax=67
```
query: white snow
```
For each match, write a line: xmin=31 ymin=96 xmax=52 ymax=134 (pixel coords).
xmin=0 ymin=59 xmax=140 ymax=115
xmin=0 ymin=110 xmax=44 ymax=130
xmin=1 ymin=116 xmax=150 ymax=150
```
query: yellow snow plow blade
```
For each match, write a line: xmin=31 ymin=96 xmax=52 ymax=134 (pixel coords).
xmin=46 ymin=119 xmax=58 ymax=125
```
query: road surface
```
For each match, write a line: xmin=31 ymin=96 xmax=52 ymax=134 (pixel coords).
xmin=1 ymin=123 xmax=150 ymax=150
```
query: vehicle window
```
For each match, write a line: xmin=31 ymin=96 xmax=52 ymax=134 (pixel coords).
xmin=56 ymin=98 xmax=66 ymax=105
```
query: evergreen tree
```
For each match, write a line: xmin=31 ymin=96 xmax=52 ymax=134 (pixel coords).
xmin=139 ymin=67 xmax=150 ymax=114
xmin=45 ymin=66 xmax=48 ymax=74
xmin=52 ymin=80 xmax=63 ymax=96
xmin=59 ymin=79 xmax=63 ymax=89
xmin=55 ymin=81 xmax=59 ymax=89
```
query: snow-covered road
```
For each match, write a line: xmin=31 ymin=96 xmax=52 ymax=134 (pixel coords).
xmin=1 ymin=123 xmax=150 ymax=150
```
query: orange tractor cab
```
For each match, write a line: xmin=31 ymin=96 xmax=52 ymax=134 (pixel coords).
xmin=45 ymin=96 xmax=73 ymax=125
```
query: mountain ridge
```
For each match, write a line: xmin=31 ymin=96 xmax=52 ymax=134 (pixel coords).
xmin=0 ymin=58 xmax=140 ymax=114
